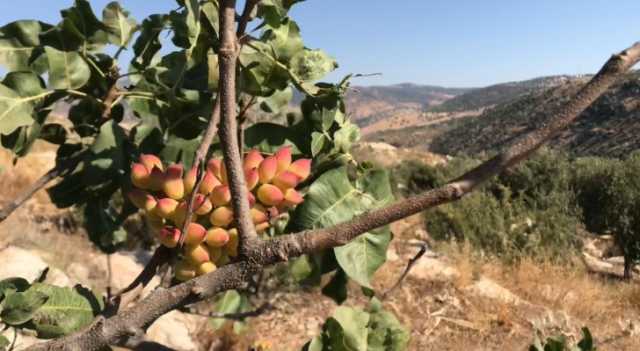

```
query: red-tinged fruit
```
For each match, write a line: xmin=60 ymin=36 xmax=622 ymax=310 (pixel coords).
xmin=206 ymin=228 xmax=230 ymax=248
xmin=210 ymin=185 xmax=231 ymax=207
xmin=257 ymin=184 xmax=284 ymax=206
xmin=127 ymin=189 xmax=153 ymax=210
xmin=207 ymin=158 xmax=222 ymax=178
xmin=194 ymin=196 xmax=213 ymax=215
xmin=185 ymin=244 xmax=210 ymax=264
xmin=283 ymin=188 xmax=304 ymax=207
xmin=209 ymin=206 xmax=234 ymax=227
xmin=148 ymin=167 xmax=165 ymax=191
xmin=184 ymin=167 xmax=197 ymax=194
xmin=158 ymin=226 xmax=180 ymax=248
xmin=289 ymin=159 xmax=311 ymax=181
xmin=163 ymin=164 xmax=185 ymax=200
xmin=225 ymin=229 xmax=239 ymax=257
xmin=197 ymin=171 xmax=220 ymax=195
xmin=247 ymin=192 xmax=256 ymax=207
xmin=196 ymin=261 xmax=217 ymax=275
xmin=243 ymin=149 xmax=264 ymax=171
xmin=184 ymin=222 xmax=207 ymax=246
xmin=275 ymin=146 xmax=292 ymax=174
xmin=258 ymin=156 xmax=277 ymax=184
xmin=139 ymin=154 xmax=163 ymax=172
xmin=255 ymin=222 xmax=270 ymax=233
xmin=245 ymin=168 xmax=259 ymax=190
xmin=155 ymin=198 xmax=179 ymax=218
xmin=250 ymin=206 xmax=268 ymax=224
xmin=131 ymin=163 xmax=150 ymax=189
xmin=272 ymin=171 xmax=299 ymax=191
xmin=174 ymin=261 xmax=196 ymax=281
xmin=219 ymin=162 xmax=228 ymax=185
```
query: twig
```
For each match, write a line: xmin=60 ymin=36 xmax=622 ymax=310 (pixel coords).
xmin=382 ymin=243 xmax=427 ymax=299
xmin=28 ymin=38 xmax=640 ymax=351
xmin=217 ymin=0 xmax=259 ymax=256
xmin=0 ymin=154 xmax=84 ymax=223
xmin=178 ymin=97 xmax=222 ymax=247
xmin=236 ymin=0 xmax=260 ymax=39
xmin=181 ymin=301 xmax=273 ymax=321
xmin=106 ymin=246 xmax=171 ymax=314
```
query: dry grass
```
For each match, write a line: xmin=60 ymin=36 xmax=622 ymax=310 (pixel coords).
xmin=0 ymin=141 xmax=57 ymax=205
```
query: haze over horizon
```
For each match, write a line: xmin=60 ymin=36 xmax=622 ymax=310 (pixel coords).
xmin=1 ymin=0 xmax=639 ymax=87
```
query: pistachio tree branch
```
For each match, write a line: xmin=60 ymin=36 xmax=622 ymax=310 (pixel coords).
xmin=178 ymin=97 xmax=222 ymax=247
xmin=28 ymin=42 xmax=640 ymax=351
xmin=217 ymin=0 xmax=259 ymax=256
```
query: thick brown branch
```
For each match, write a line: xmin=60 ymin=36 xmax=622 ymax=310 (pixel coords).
xmin=218 ymin=0 xmax=259 ymax=256
xmin=28 ymin=42 xmax=640 ymax=351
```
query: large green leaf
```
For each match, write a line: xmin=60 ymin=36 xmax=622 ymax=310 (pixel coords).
xmin=290 ymin=49 xmax=337 ymax=82
xmin=0 ymin=289 xmax=48 ymax=325
xmin=84 ymin=198 xmax=128 ymax=253
xmin=263 ymin=18 xmax=304 ymax=62
xmin=244 ymin=122 xmax=303 ymax=154
xmin=102 ymin=2 xmax=138 ymax=48
xmin=0 ymin=20 xmax=52 ymax=72
xmin=28 ymin=283 xmax=103 ymax=338
xmin=58 ymin=0 xmax=110 ymax=50
xmin=44 ymin=46 xmax=91 ymax=90
xmin=304 ymin=301 xmax=409 ymax=351
xmin=290 ymin=167 xmax=392 ymax=287
xmin=131 ymin=14 xmax=167 ymax=69
xmin=210 ymin=290 xmax=250 ymax=332
xmin=0 ymin=80 xmax=49 ymax=135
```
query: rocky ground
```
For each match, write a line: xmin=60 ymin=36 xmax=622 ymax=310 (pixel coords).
xmin=1 ymin=143 xmax=639 ymax=350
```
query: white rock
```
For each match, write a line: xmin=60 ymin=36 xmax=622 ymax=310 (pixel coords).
xmin=0 ymin=329 xmax=42 ymax=350
xmin=145 ymin=310 xmax=208 ymax=351
xmin=409 ymin=257 xmax=460 ymax=282
xmin=0 ymin=246 xmax=72 ymax=287
xmin=107 ymin=250 xmax=159 ymax=295
xmin=465 ymin=277 xmax=522 ymax=305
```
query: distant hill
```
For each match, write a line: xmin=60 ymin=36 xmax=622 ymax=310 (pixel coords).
xmin=427 ymin=75 xmax=580 ymax=113
xmin=428 ymin=72 xmax=640 ymax=158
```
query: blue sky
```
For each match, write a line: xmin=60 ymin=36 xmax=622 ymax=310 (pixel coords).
xmin=1 ymin=0 xmax=639 ymax=87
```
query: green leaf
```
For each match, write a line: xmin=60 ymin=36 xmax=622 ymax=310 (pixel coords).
xmin=333 ymin=306 xmax=370 ymax=351
xmin=239 ymin=41 xmax=289 ymax=96
xmin=40 ymin=124 xmax=67 ymax=145
xmin=84 ymin=199 xmax=128 ymax=252
xmin=0 ymin=278 xmax=30 ymax=301
xmin=0 ymin=289 xmax=48 ymax=325
xmin=311 ymin=132 xmax=327 ymax=157
xmin=334 ymin=230 xmax=391 ymax=289
xmin=210 ymin=290 xmax=244 ymax=330
xmin=131 ymin=14 xmax=167 ymax=69
xmin=290 ymin=167 xmax=392 ymax=287
xmin=263 ymin=18 xmax=304 ymax=62
xmin=259 ymin=87 xmax=293 ymax=113
xmin=57 ymin=0 xmax=110 ymax=50
xmin=102 ymin=2 xmax=138 ymax=48
xmin=333 ymin=121 xmax=360 ymax=154
xmin=44 ymin=46 xmax=91 ymax=90
xmin=0 ymin=20 xmax=52 ymax=72
xmin=290 ymin=255 xmax=314 ymax=282
xmin=367 ymin=298 xmax=410 ymax=351
xmin=0 ymin=84 xmax=46 ymax=135
xmin=577 ymin=328 xmax=595 ymax=351
xmin=161 ymin=135 xmax=201 ymax=170
xmin=290 ymin=49 xmax=337 ymax=82
xmin=169 ymin=0 xmax=201 ymax=50
xmin=0 ymin=334 xmax=9 ymax=350
xmin=244 ymin=122 xmax=302 ymax=154
xmin=321 ymin=269 xmax=348 ymax=305
xmin=28 ymin=283 xmax=103 ymax=338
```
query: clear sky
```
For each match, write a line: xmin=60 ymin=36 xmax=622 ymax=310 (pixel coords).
xmin=1 ymin=0 xmax=639 ymax=87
